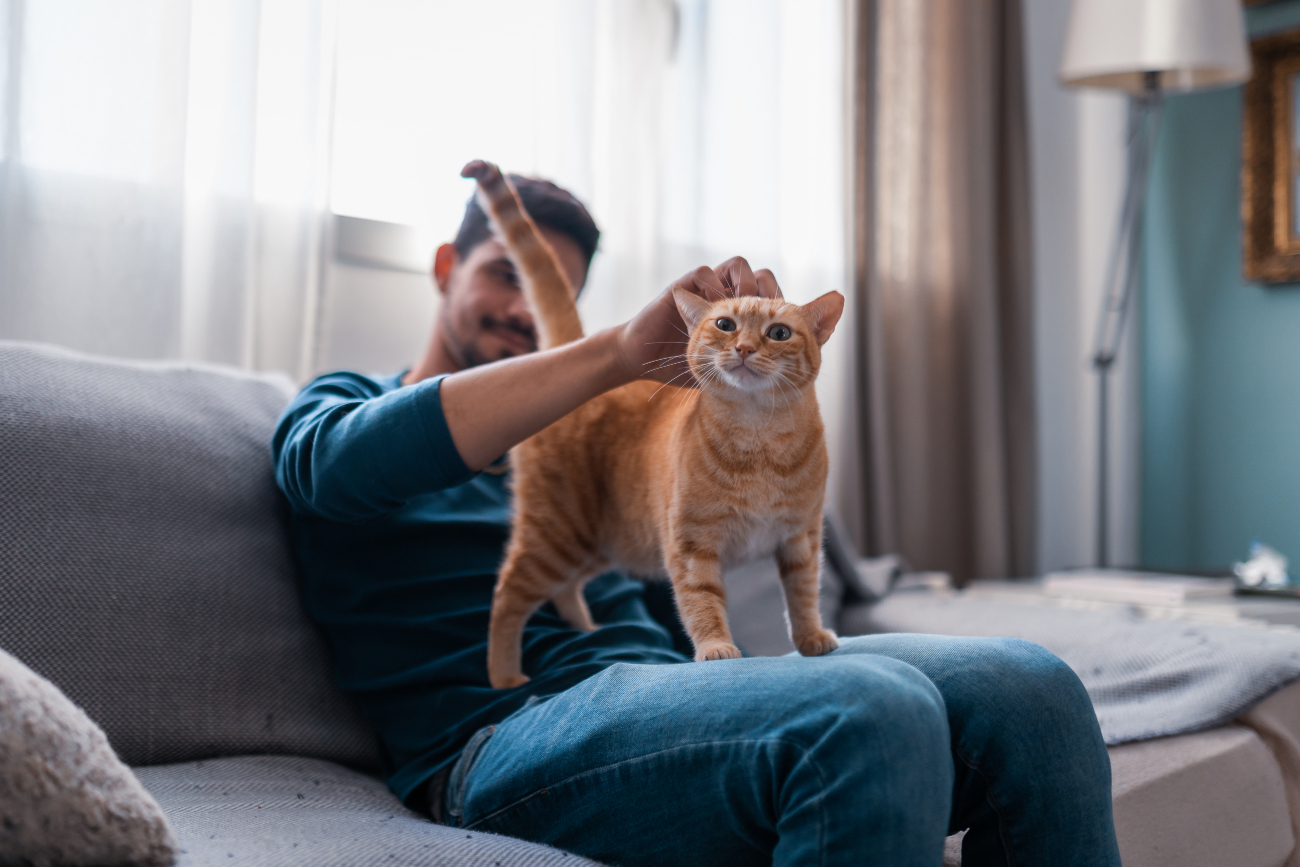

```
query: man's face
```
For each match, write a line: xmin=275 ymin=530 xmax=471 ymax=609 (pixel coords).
xmin=435 ymin=228 xmax=588 ymax=370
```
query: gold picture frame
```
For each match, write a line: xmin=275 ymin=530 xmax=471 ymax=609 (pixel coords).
xmin=1243 ymin=28 xmax=1300 ymax=283
xmin=1237 ymin=28 xmax=1300 ymax=282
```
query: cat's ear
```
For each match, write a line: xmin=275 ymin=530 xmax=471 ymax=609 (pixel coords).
xmin=673 ymin=287 xmax=713 ymax=331
xmin=802 ymin=291 xmax=845 ymax=346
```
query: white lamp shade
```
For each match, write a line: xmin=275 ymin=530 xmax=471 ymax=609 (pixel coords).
xmin=1060 ymin=0 xmax=1251 ymax=93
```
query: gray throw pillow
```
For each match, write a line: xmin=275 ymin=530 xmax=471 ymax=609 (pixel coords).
xmin=0 ymin=646 xmax=177 ymax=867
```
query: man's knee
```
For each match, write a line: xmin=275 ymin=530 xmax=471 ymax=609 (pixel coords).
xmin=981 ymin=638 xmax=1094 ymax=718
xmin=792 ymin=657 xmax=954 ymax=839
xmin=964 ymin=639 xmax=1109 ymax=775
xmin=837 ymin=634 xmax=1092 ymax=719
xmin=806 ymin=657 xmax=952 ymax=775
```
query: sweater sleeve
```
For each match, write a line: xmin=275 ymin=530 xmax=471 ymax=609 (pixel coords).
xmin=271 ymin=371 xmax=476 ymax=520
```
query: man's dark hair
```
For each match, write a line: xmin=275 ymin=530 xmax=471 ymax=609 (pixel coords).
xmin=453 ymin=175 xmax=600 ymax=268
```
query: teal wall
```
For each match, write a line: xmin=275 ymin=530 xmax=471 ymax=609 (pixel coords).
xmin=1141 ymin=2 xmax=1300 ymax=570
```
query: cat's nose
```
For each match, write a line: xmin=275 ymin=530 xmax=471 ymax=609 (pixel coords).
xmin=735 ymin=343 xmax=755 ymax=359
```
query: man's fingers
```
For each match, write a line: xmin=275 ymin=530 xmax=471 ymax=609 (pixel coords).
xmin=669 ymin=260 xmax=778 ymax=303
xmin=755 ymin=269 xmax=783 ymax=299
xmin=677 ymin=266 xmax=728 ymax=302
xmin=715 ymin=257 xmax=759 ymax=298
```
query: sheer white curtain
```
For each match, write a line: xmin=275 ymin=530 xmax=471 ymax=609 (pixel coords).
xmin=0 ymin=0 xmax=335 ymax=377
xmin=2 ymin=0 xmax=846 ymax=392
xmin=328 ymin=0 xmax=846 ymax=325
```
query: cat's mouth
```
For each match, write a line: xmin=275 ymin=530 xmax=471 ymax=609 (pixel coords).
xmin=716 ymin=358 xmax=771 ymax=391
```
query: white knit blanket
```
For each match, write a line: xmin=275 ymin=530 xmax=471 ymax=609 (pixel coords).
xmin=841 ymin=589 xmax=1300 ymax=744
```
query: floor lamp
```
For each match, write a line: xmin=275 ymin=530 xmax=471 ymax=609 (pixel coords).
xmin=1059 ymin=0 xmax=1251 ymax=568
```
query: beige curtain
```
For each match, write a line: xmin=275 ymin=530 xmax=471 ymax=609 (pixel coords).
xmin=847 ymin=0 xmax=1035 ymax=585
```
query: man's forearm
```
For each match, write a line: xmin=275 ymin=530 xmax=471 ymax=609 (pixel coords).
xmin=439 ymin=327 xmax=635 ymax=472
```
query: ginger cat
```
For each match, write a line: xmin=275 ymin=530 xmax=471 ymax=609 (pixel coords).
xmin=461 ymin=160 xmax=844 ymax=689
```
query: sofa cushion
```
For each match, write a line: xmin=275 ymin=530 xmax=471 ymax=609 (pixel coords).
xmin=1108 ymin=726 xmax=1295 ymax=867
xmin=0 ymin=341 xmax=379 ymax=770
xmin=136 ymin=755 xmax=604 ymax=867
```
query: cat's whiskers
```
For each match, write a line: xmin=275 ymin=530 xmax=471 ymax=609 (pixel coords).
xmin=673 ymin=362 xmax=727 ymax=420
xmin=766 ymin=346 xmax=797 ymax=361
xmin=642 ymin=356 xmax=692 ymax=375
xmin=642 ymin=350 xmax=691 ymax=363
xmin=647 ymin=368 xmax=699 ymax=402
xmin=769 ymin=368 xmax=798 ymax=421
xmin=763 ymin=365 xmax=780 ymax=427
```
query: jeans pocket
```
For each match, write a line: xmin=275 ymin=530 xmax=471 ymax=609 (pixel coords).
xmin=446 ymin=723 xmax=496 ymax=827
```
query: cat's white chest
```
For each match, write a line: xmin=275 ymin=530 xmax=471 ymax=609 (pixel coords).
xmin=719 ymin=514 xmax=796 ymax=569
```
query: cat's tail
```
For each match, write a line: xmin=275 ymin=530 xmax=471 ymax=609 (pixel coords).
xmin=461 ymin=160 xmax=584 ymax=349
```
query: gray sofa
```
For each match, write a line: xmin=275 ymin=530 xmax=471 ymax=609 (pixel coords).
xmin=7 ymin=337 xmax=1300 ymax=867
xmin=0 ymin=340 xmax=600 ymax=867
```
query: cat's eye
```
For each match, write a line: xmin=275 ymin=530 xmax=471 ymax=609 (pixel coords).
xmin=766 ymin=324 xmax=792 ymax=341
xmin=715 ymin=318 xmax=737 ymax=332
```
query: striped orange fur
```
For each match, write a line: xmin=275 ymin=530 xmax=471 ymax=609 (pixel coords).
xmin=461 ymin=160 xmax=844 ymax=689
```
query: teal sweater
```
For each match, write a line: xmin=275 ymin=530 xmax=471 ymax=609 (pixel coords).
xmin=271 ymin=371 xmax=686 ymax=803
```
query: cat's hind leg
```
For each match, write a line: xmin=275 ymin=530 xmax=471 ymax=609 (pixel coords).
xmin=776 ymin=526 xmax=839 ymax=657
xmin=487 ymin=586 xmax=544 ymax=690
xmin=488 ymin=545 xmax=566 ymax=689
xmin=554 ymin=578 xmax=600 ymax=633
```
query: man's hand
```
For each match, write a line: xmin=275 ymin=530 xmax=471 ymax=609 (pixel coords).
xmin=615 ymin=257 xmax=784 ymax=386
xmin=442 ymin=257 xmax=783 ymax=471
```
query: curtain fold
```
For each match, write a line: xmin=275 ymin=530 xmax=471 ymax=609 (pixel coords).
xmin=849 ymin=0 xmax=1035 ymax=584
xmin=0 ymin=0 xmax=335 ymax=379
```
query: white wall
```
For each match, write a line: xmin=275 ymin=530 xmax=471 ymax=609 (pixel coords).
xmin=310 ymin=216 xmax=439 ymax=379
xmin=1023 ymin=0 xmax=1139 ymax=572
xmin=313 ymin=261 xmax=436 ymax=378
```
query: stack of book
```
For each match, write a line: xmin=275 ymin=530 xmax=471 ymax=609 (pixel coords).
xmin=1041 ymin=570 xmax=1235 ymax=607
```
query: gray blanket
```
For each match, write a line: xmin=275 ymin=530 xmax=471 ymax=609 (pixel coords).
xmin=841 ymin=589 xmax=1300 ymax=744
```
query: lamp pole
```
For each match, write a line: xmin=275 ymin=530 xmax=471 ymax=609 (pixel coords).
xmin=1092 ymin=71 xmax=1162 ymax=568
xmin=1060 ymin=0 xmax=1251 ymax=568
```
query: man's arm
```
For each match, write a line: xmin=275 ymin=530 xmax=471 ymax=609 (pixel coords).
xmin=272 ymin=370 xmax=477 ymax=520
xmin=442 ymin=258 xmax=781 ymax=472
xmin=439 ymin=326 xmax=629 ymax=472
xmin=272 ymin=258 xmax=780 ymax=518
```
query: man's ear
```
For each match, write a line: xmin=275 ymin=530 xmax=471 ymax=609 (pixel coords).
xmin=673 ymin=286 xmax=713 ymax=331
xmin=802 ymin=291 xmax=845 ymax=346
xmin=433 ymin=244 xmax=458 ymax=296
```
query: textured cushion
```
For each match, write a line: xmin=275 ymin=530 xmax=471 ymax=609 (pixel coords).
xmin=0 ymin=646 xmax=177 ymax=867
xmin=0 ymin=340 xmax=379 ymax=769
xmin=136 ymin=755 xmax=604 ymax=867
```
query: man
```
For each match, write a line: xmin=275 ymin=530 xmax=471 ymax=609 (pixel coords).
xmin=272 ymin=176 xmax=1121 ymax=866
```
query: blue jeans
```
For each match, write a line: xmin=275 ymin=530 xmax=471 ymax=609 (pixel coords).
xmin=445 ymin=634 xmax=1122 ymax=867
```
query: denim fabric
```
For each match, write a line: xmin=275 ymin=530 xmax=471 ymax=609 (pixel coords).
xmin=448 ymin=634 xmax=1121 ymax=867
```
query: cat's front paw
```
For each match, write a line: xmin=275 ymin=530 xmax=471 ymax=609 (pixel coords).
xmin=794 ymin=629 xmax=840 ymax=657
xmin=696 ymin=641 xmax=743 ymax=662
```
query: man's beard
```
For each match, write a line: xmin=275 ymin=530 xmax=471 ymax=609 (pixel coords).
xmin=442 ymin=311 xmax=537 ymax=370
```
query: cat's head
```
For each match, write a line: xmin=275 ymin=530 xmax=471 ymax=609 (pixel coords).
xmin=673 ymin=289 xmax=844 ymax=395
